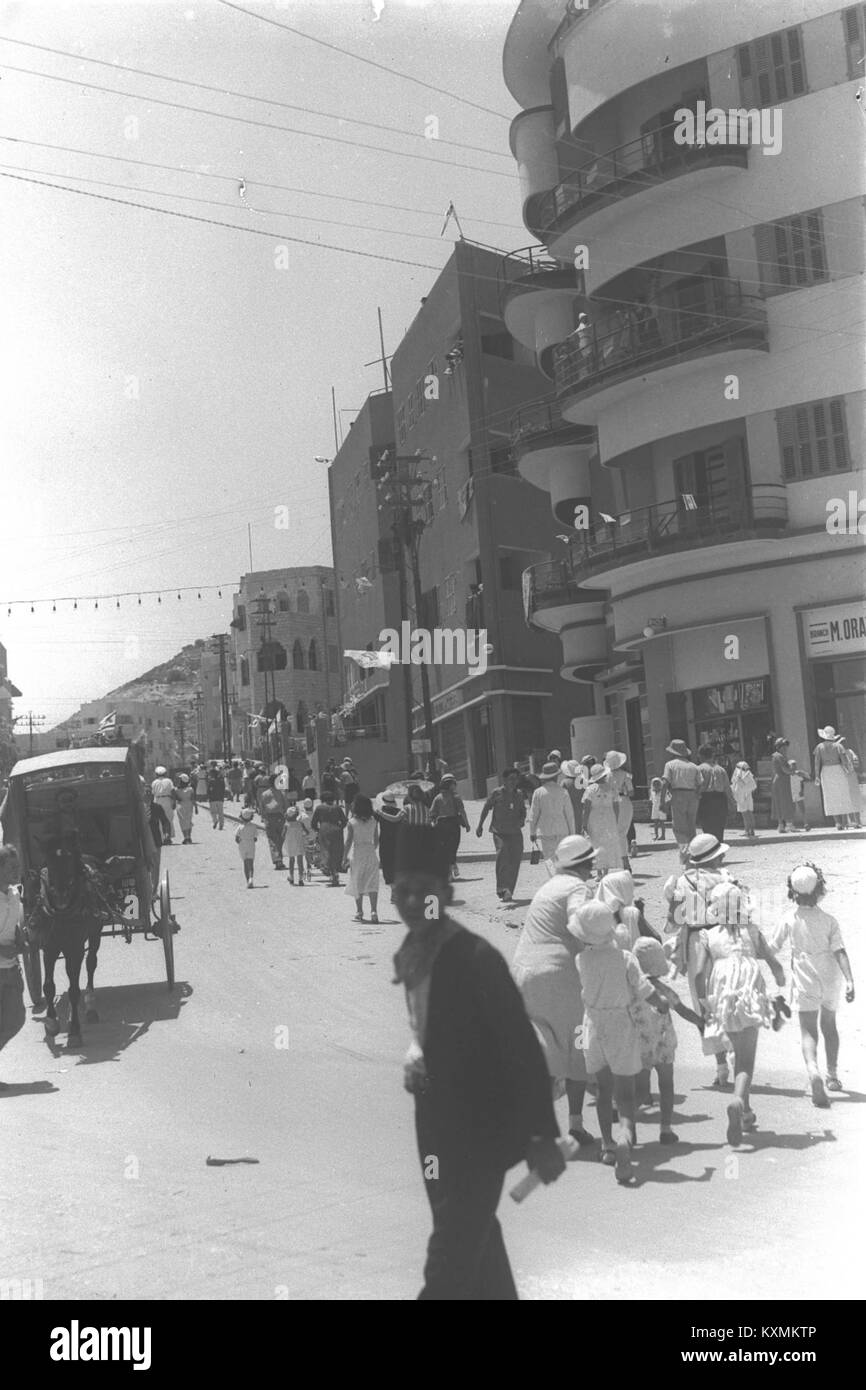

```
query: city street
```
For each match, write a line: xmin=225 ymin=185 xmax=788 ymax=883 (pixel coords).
xmin=2 ymin=819 xmax=864 ymax=1301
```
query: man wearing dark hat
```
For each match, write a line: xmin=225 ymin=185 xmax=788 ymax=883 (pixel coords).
xmin=661 ymin=740 xmax=702 ymax=862
xmin=393 ymin=824 xmax=565 ymax=1299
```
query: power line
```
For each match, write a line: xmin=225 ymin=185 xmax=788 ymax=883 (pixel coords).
xmin=216 ymin=0 xmax=513 ymax=123
xmin=0 ymin=34 xmax=511 ymax=160
xmin=0 ymin=63 xmax=515 ymax=180
xmin=0 ymin=136 xmax=527 ymax=233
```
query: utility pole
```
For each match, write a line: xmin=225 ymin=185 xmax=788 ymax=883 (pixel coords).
xmin=252 ymin=590 xmax=279 ymax=766
xmin=19 ymin=712 xmax=46 ymax=756
xmin=174 ymin=709 xmax=187 ymax=765
xmin=191 ymin=690 xmax=205 ymax=762
xmin=372 ymin=453 xmax=438 ymax=780
xmin=210 ymin=633 xmax=232 ymax=761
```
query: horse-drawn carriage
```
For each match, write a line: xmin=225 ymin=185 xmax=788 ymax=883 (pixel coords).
xmin=1 ymin=747 xmax=178 ymax=1040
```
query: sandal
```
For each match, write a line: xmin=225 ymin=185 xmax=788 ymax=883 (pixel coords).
xmin=825 ymin=1075 xmax=843 ymax=1093
xmin=352 ymin=913 xmax=364 ymax=923
xmin=810 ymin=1075 xmax=831 ymax=1108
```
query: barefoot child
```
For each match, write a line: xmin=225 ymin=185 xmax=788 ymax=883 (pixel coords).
xmin=770 ymin=862 xmax=855 ymax=1107
xmin=694 ymin=882 xmax=785 ymax=1145
xmin=571 ymin=900 xmax=671 ymax=1183
xmin=731 ymin=762 xmax=757 ymax=839
xmin=630 ymin=936 xmax=704 ymax=1144
xmin=649 ymin=777 xmax=667 ymax=841
xmin=235 ymin=807 xmax=260 ymax=888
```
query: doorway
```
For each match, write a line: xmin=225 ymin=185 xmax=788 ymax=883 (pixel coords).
xmin=625 ymin=697 xmax=647 ymax=795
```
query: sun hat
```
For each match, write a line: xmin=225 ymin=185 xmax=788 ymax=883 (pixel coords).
xmin=817 ymin=726 xmax=837 ymax=740
xmin=240 ymin=808 xmax=254 ymax=821
xmin=774 ymin=737 xmax=790 ymax=749
xmin=789 ymin=864 xmax=819 ymax=895
xmin=588 ymin=762 xmax=610 ymax=783
xmin=596 ymin=870 xmax=635 ymax=909
xmin=665 ymin=739 xmax=691 ymax=758
xmin=154 ymin=766 xmax=167 ymax=776
xmin=687 ymin=832 xmax=729 ymax=864
xmin=553 ymin=834 xmax=598 ymax=870
xmin=538 ymin=761 xmax=561 ymax=780
xmin=177 ymin=774 xmax=189 ymax=785
xmin=580 ymin=754 xmax=595 ymax=767
xmin=603 ymin=750 xmax=628 ymax=771
xmin=285 ymin=805 xmax=299 ymax=820
xmin=439 ymin=772 xmax=456 ymax=786
xmin=303 ymin=797 xmax=313 ymax=809
xmin=560 ymin=759 xmax=580 ymax=779
xmin=381 ymin=791 xmax=397 ymax=804
xmin=632 ymin=936 xmax=669 ymax=978
xmin=707 ymin=881 xmax=751 ymax=926
xmin=572 ymin=900 xmax=616 ymax=946
xmin=548 ymin=749 xmax=563 ymax=761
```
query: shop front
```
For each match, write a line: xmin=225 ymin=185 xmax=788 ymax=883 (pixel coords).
xmin=801 ymin=599 xmax=866 ymax=764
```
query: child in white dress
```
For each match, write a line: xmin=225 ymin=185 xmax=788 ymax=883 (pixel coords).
xmin=731 ymin=762 xmax=757 ymax=838
xmin=770 ymin=862 xmax=854 ymax=1107
xmin=282 ymin=806 xmax=306 ymax=886
xmin=630 ymin=936 xmax=704 ymax=1144
xmin=694 ymin=882 xmax=784 ymax=1146
xmin=234 ymin=808 xmax=260 ymax=888
xmin=343 ymin=795 xmax=380 ymax=923
xmin=649 ymin=777 xmax=667 ymax=841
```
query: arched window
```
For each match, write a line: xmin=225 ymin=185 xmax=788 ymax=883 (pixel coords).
xmin=276 ymin=590 xmax=291 ymax=613
xmin=296 ymin=700 xmax=307 ymax=732
xmin=240 ymin=657 xmax=250 ymax=686
xmin=296 ymin=589 xmax=310 ymax=614
xmin=292 ymin=639 xmax=305 ymax=670
xmin=308 ymin=638 xmax=319 ymax=670
xmin=257 ymin=641 xmax=287 ymax=673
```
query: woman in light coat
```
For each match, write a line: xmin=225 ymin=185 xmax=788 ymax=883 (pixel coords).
xmin=604 ymin=750 xmax=633 ymax=869
xmin=580 ymin=764 xmax=620 ymax=876
xmin=813 ymin=727 xmax=856 ymax=830
xmin=528 ymin=761 xmax=575 ymax=864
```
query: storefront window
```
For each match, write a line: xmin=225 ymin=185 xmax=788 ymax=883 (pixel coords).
xmin=692 ymin=677 xmax=772 ymax=770
xmin=814 ymin=657 xmax=866 ymax=762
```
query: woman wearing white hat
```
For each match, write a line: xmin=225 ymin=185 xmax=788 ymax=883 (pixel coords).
xmin=812 ymin=727 xmax=857 ymax=830
xmin=512 ymin=835 xmax=600 ymax=1148
xmin=603 ymin=751 xmax=634 ymax=869
xmin=150 ymin=767 xmax=176 ymax=845
xmin=580 ymin=764 xmax=619 ymax=875
xmin=661 ymin=740 xmax=702 ymax=862
xmin=834 ymin=735 xmax=862 ymax=828
xmin=528 ymin=762 xmax=575 ymax=866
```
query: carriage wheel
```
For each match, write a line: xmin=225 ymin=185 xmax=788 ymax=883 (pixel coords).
xmin=159 ymin=873 xmax=176 ymax=991
xmin=22 ymin=940 xmax=43 ymax=1009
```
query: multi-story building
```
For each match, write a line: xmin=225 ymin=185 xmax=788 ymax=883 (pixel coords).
xmin=388 ymin=240 xmax=582 ymax=796
xmin=56 ymin=698 xmax=178 ymax=768
xmin=328 ymin=390 xmax=411 ymax=789
xmin=229 ymin=567 xmax=339 ymax=761
xmin=0 ymin=639 xmax=23 ymax=773
xmin=503 ymin=0 xmax=865 ymax=810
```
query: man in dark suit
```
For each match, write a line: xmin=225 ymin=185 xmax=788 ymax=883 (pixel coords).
xmin=392 ymin=825 xmax=565 ymax=1300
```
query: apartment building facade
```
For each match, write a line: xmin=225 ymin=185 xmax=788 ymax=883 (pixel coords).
xmin=387 ymin=240 xmax=583 ymax=797
xmin=56 ymin=698 xmax=178 ymax=768
xmin=503 ymin=0 xmax=865 ymax=809
xmin=229 ymin=567 xmax=339 ymax=760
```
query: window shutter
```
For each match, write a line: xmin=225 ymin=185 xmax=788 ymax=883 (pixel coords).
xmin=806 ymin=210 xmax=827 ymax=280
xmin=829 ymin=398 xmax=850 ymax=470
xmin=812 ymin=402 xmax=830 ymax=472
xmin=795 ymin=407 xmax=813 ymax=476
xmin=777 ymin=407 xmax=797 ymax=480
xmin=844 ymin=6 xmax=866 ymax=78
xmin=754 ymin=222 xmax=776 ymax=293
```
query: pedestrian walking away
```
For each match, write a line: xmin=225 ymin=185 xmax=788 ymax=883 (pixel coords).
xmin=235 ymin=808 xmax=260 ymax=888
xmin=604 ymin=750 xmax=634 ymax=868
xmin=770 ymin=737 xmax=799 ymax=833
xmin=528 ymin=761 xmax=574 ymax=866
xmin=580 ymin=763 xmax=619 ymax=876
xmin=834 ymin=734 xmax=862 ymax=827
xmin=0 ymin=846 xmax=26 ymax=1079
xmin=403 ymin=783 xmax=431 ymax=826
xmin=511 ymin=834 xmax=599 ymax=1147
xmin=393 ymin=824 xmax=565 ymax=1299
xmin=629 ymin=935 xmax=704 ymax=1144
xmin=694 ymin=882 xmax=785 ymax=1146
xmin=429 ymin=774 xmax=469 ymax=881
xmin=661 ymin=740 xmax=702 ymax=861
xmin=259 ymin=775 xmax=287 ymax=870
xmin=813 ymin=727 xmax=858 ymax=830
xmin=339 ymin=759 xmax=360 ymax=811
xmin=282 ymin=805 xmax=307 ymax=885
xmin=206 ymin=762 xmax=226 ymax=830
xmin=769 ymin=862 xmax=855 ymax=1107
xmin=174 ymin=774 xmax=198 ymax=844
xmin=227 ymin=760 xmax=244 ymax=802
xmin=696 ymin=744 xmax=737 ymax=842
xmin=311 ymin=791 xmax=347 ymax=886
xmin=375 ymin=792 xmax=405 ymax=901
xmin=151 ymin=766 xmax=176 ymax=844
xmin=194 ymin=763 xmax=209 ymax=805
xmin=649 ymin=776 xmax=668 ymax=840
xmin=477 ymin=768 xmax=527 ymax=902
xmin=343 ymin=795 xmax=380 ymax=921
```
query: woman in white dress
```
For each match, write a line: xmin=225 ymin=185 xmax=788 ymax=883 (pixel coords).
xmin=580 ymin=764 xmax=620 ymax=876
xmin=813 ymin=727 xmax=857 ymax=830
xmin=343 ymin=795 xmax=380 ymax=923
xmin=604 ymin=750 xmax=633 ymax=868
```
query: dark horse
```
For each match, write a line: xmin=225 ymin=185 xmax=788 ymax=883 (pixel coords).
xmin=26 ymin=836 xmax=110 ymax=1047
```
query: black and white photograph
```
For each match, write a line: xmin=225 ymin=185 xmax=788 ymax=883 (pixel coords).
xmin=0 ymin=0 xmax=864 ymax=1334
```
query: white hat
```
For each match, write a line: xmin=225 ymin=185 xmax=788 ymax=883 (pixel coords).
xmin=789 ymin=865 xmax=819 ymax=895
xmin=603 ymin=750 xmax=627 ymax=771
xmin=572 ymin=901 xmax=616 ymax=946
xmin=632 ymin=936 xmax=669 ymax=977
xmin=687 ymin=832 xmax=729 ymax=864
xmin=553 ymin=834 xmax=598 ymax=870
xmin=560 ymin=759 xmax=580 ymax=779
xmin=707 ymin=881 xmax=751 ymax=926
xmin=154 ymin=766 xmax=167 ymax=776
xmin=588 ymin=762 xmax=610 ymax=784
xmin=548 ymin=749 xmax=563 ymax=760
xmin=817 ymin=725 xmax=837 ymax=740
xmin=538 ymin=761 xmax=561 ymax=780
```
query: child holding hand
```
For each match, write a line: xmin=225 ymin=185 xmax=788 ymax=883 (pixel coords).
xmin=770 ymin=862 xmax=854 ymax=1107
xmin=630 ymin=936 xmax=704 ymax=1142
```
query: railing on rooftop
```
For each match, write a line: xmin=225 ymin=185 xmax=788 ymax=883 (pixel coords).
xmin=509 ymin=397 xmax=596 ymax=450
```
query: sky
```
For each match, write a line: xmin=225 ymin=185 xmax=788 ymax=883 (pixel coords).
xmin=0 ymin=0 xmax=527 ymax=726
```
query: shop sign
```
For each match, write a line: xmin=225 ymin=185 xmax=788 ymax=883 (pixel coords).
xmin=803 ymin=603 xmax=866 ymax=659
xmin=433 ymin=688 xmax=463 ymax=716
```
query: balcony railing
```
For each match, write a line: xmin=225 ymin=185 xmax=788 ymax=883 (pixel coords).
xmin=510 ymin=397 xmax=596 ymax=452
xmin=553 ymin=284 xmax=768 ymax=402
xmin=523 ymin=485 xmax=788 ymax=617
xmin=497 ymin=246 xmax=584 ymax=315
xmin=548 ymin=0 xmax=616 ymax=55
xmin=526 ymin=122 xmax=748 ymax=238
xmin=335 ymin=723 xmax=388 ymax=744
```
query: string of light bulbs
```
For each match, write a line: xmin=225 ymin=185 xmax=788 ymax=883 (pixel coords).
xmin=2 ymin=584 xmax=234 ymax=616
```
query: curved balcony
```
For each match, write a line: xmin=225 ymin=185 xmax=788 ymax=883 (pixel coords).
xmin=526 ymin=126 xmax=749 ymax=243
xmin=510 ymin=398 xmax=595 ymax=461
xmin=524 ymin=486 xmax=788 ymax=607
xmin=553 ymin=284 xmax=768 ymax=417
xmin=548 ymin=0 xmax=616 ymax=57
xmin=498 ymin=245 xmax=587 ymax=352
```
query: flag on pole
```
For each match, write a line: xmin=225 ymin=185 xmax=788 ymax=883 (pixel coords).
xmin=98 ymin=710 xmax=117 ymax=732
xmin=598 ymin=512 xmax=617 ymax=525
xmin=344 ymin=649 xmax=397 ymax=670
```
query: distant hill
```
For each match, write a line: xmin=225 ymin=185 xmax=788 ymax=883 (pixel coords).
xmin=105 ymin=640 xmax=209 ymax=710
